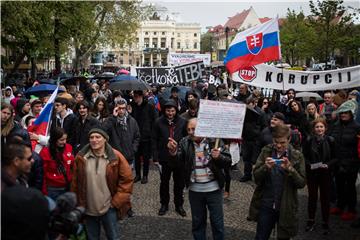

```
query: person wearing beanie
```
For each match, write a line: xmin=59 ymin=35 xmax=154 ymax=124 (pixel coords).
xmin=71 ymin=126 xmax=133 ymax=240
xmin=152 ymin=99 xmax=187 ymax=217
xmin=14 ymin=98 xmax=30 ymax=123
xmin=329 ymin=100 xmax=360 ymax=221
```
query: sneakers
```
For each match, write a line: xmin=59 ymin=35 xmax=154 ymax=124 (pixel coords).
xmin=239 ymin=176 xmax=252 ymax=182
xmin=329 ymin=207 xmax=343 ymax=215
xmin=158 ymin=205 xmax=168 ymax=216
xmin=341 ymin=211 xmax=357 ymax=221
xmin=305 ymin=220 xmax=315 ymax=232
xmin=175 ymin=206 xmax=187 ymax=217
xmin=141 ymin=176 xmax=148 ymax=184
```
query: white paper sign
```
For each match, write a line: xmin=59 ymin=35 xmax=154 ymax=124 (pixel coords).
xmin=195 ymin=100 xmax=246 ymax=139
xmin=169 ymin=53 xmax=211 ymax=66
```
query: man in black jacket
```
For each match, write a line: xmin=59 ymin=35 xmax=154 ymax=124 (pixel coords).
xmin=168 ymin=118 xmax=231 ymax=239
xmin=104 ymin=98 xmax=140 ymax=165
xmin=152 ymin=99 xmax=187 ymax=216
xmin=131 ymin=90 xmax=158 ymax=184
xmin=72 ymin=101 xmax=100 ymax=154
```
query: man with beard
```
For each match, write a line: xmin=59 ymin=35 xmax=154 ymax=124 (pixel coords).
xmin=72 ymin=101 xmax=100 ymax=154
xmin=152 ymin=99 xmax=187 ymax=216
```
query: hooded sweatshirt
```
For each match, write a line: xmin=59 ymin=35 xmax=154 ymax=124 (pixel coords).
xmin=3 ymin=86 xmax=14 ymax=104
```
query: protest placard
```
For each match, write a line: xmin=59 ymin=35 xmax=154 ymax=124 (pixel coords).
xmin=231 ymin=64 xmax=360 ymax=91
xmin=169 ymin=53 xmax=211 ymax=66
xmin=136 ymin=61 xmax=206 ymax=85
xmin=195 ymin=99 xmax=246 ymax=139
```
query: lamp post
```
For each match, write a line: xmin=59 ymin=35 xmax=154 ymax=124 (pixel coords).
xmin=225 ymin=27 xmax=230 ymax=51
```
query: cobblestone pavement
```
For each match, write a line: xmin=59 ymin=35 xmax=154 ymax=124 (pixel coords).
xmin=115 ymin=163 xmax=360 ymax=240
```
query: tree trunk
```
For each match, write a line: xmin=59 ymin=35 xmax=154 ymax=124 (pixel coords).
xmin=54 ymin=17 xmax=61 ymax=74
xmin=9 ymin=52 xmax=26 ymax=75
xmin=30 ymin=57 xmax=37 ymax=79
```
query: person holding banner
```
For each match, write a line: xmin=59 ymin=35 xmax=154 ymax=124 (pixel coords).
xmin=248 ymin=124 xmax=306 ymax=240
xmin=168 ymin=118 xmax=231 ymax=240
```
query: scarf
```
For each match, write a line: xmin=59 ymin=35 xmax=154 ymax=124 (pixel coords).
xmin=117 ymin=111 xmax=128 ymax=130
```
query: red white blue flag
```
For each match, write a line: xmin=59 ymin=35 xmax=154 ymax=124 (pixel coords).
xmin=224 ymin=18 xmax=281 ymax=74
xmin=28 ymin=86 xmax=58 ymax=138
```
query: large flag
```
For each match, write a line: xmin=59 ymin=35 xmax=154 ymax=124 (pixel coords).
xmin=224 ymin=18 xmax=281 ymax=74
xmin=28 ymin=86 xmax=58 ymax=143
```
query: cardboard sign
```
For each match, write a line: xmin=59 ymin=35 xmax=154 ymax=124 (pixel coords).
xmin=136 ymin=61 xmax=206 ymax=85
xmin=195 ymin=100 xmax=246 ymax=139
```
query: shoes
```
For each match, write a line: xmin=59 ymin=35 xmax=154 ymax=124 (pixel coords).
xmin=141 ymin=176 xmax=148 ymax=184
xmin=305 ymin=220 xmax=315 ymax=232
xmin=239 ymin=176 xmax=252 ymax=182
xmin=175 ymin=206 xmax=187 ymax=217
xmin=231 ymin=164 xmax=239 ymax=171
xmin=322 ymin=223 xmax=329 ymax=235
xmin=158 ymin=205 xmax=168 ymax=216
xmin=351 ymin=218 xmax=360 ymax=228
xmin=223 ymin=191 xmax=230 ymax=199
xmin=134 ymin=175 xmax=141 ymax=183
xmin=127 ymin=208 xmax=135 ymax=218
xmin=329 ymin=207 xmax=343 ymax=215
xmin=341 ymin=211 xmax=357 ymax=221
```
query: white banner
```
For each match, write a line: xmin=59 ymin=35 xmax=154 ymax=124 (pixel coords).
xmin=169 ymin=53 xmax=211 ymax=66
xmin=195 ymin=100 xmax=246 ymax=139
xmin=231 ymin=64 xmax=360 ymax=91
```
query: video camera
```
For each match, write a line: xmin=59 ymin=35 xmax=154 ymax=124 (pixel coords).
xmin=48 ymin=192 xmax=85 ymax=237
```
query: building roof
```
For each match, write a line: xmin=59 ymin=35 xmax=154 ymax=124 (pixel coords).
xmin=208 ymin=24 xmax=223 ymax=33
xmin=224 ymin=8 xmax=251 ymax=29
xmin=259 ymin=17 xmax=271 ymax=23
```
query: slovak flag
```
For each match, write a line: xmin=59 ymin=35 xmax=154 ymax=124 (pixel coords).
xmin=224 ymin=18 xmax=281 ymax=74
xmin=28 ymin=86 xmax=59 ymax=150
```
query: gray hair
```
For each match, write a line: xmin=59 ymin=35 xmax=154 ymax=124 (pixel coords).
xmin=114 ymin=98 xmax=127 ymax=106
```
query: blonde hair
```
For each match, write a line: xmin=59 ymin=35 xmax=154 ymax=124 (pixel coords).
xmin=306 ymin=103 xmax=320 ymax=120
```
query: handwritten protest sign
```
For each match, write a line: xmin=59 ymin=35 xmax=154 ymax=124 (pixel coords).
xmin=136 ymin=61 xmax=205 ymax=85
xmin=195 ymin=100 xmax=246 ymax=139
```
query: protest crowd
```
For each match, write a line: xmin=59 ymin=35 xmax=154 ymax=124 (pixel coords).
xmin=2 ymin=64 xmax=360 ymax=240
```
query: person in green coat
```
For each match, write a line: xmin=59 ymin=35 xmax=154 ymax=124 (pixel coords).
xmin=248 ymin=124 xmax=306 ymax=240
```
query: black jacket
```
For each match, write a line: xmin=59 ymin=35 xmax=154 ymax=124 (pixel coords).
xmin=330 ymin=119 xmax=360 ymax=171
xmin=152 ymin=115 xmax=187 ymax=163
xmin=174 ymin=137 xmax=231 ymax=189
xmin=104 ymin=115 xmax=140 ymax=162
xmin=130 ymin=99 xmax=158 ymax=142
xmin=51 ymin=110 xmax=77 ymax=143
xmin=28 ymin=151 xmax=44 ymax=191
xmin=302 ymin=135 xmax=337 ymax=169
xmin=242 ymin=107 xmax=266 ymax=141
xmin=72 ymin=115 xmax=100 ymax=154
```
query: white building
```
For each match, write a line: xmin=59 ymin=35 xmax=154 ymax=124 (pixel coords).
xmin=92 ymin=7 xmax=201 ymax=68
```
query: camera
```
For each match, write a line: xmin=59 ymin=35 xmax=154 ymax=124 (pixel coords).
xmin=49 ymin=192 xmax=85 ymax=237
xmin=272 ymin=158 xmax=283 ymax=165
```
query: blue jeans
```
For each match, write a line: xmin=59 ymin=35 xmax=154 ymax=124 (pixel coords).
xmin=85 ymin=208 xmax=120 ymax=240
xmin=255 ymin=206 xmax=279 ymax=240
xmin=189 ymin=190 xmax=224 ymax=240
xmin=47 ymin=187 xmax=66 ymax=201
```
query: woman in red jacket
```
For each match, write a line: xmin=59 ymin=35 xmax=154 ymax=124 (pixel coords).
xmin=40 ymin=127 xmax=74 ymax=201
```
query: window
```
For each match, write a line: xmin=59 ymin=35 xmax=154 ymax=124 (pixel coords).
xmin=120 ymin=60 xmax=124 ymax=64
xmin=154 ymin=32 xmax=157 ymax=35
xmin=152 ymin=38 xmax=158 ymax=48
xmin=144 ymin=38 xmax=149 ymax=48
xmin=177 ymin=42 xmax=181 ymax=49
xmin=162 ymin=32 xmax=166 ymax=35
xmin=185 ymin=40 xmax=190 ymax=49
xmin=145 ymin=32 xmax=148 ymax=35
xmin=193 ymin=42 xmax=198 ymax=49
xmin=177 ymin=33 xmax=180 ymax=37
xmin=161 ymin=38 xmax=166 ymax=48
xmin=129 ymin=60 xmax=132 ymax=65
xmin=171 ymin=38 xmax=174 ymax=48
xmin=194 ymin=33 xmax=197 ymax=37
xmin=120 ymin=53 xmax=123 ymax=57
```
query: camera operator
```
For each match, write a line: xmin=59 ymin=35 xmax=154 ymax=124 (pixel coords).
xmin=71 ymin=128 xmax=133 ymax=240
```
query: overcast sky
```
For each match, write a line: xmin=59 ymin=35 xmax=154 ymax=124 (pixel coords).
xmin=145 ymin=1 xmax=359 ymax=32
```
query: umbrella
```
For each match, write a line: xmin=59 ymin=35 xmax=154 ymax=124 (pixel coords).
xmin=25 ymin=84 xmax=64 ymax=98
xmin=110 ymin=75 xmax=138 ymax=82
xmin=109 ymin=79 xmax=150 ymax=91
xmin=296 ymin=92 xmax=323 ymax=101
xmin=94 ymin=72 xmax=115 ymax=80
xmin=159 ymin=86 xmax=191 ymax=102
xmin=117 ymin=69 xmax=130 ymax=75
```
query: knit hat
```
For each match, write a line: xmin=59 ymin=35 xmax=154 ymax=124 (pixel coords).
xmin=272 ymin=112 xmax=286 ymax=122
xmin=164 ymin=99 xmax=177 ymax=110
xmin=336 ymin=99 xmax=358 ymax=115
xmin=89 ymin=128 xmax=109 ymax=141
